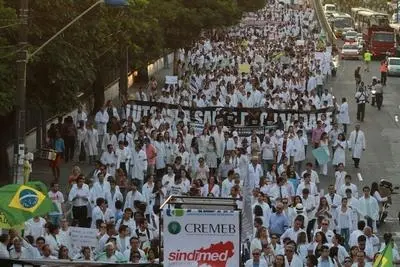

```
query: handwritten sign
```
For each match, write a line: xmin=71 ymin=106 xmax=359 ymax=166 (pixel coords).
xmin=239 ymin=64 xmax=250 ymax=74
xmin=165 ymin=75 xmax=178 ymax=85
xmin=69 ymin=227 xmax=98 ymax=248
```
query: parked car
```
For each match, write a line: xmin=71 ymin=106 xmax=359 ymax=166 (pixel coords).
xmin=341 ymin=43 xmax=360 ymax=60
xmin=343 ymin=31 xmax=358 ymax=42
xmin=387 ymin=57 xmax=400 ymax=76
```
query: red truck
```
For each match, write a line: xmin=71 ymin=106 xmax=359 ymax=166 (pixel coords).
xmin=363 ymin=25 xmax=396 ymax=57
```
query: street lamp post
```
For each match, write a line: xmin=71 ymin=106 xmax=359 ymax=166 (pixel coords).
xmin=13 ymin=0 xmax=128 ymax=184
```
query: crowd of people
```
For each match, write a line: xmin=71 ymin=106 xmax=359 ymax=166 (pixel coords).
xmin=0 ymin=0 xmax=398 ymax=266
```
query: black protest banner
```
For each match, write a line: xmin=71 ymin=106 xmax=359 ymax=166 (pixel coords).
xmin=126 ymin=100 xmax=335 ymax=127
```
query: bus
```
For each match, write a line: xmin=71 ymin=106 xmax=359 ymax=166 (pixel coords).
xmin=350 ymin=7 xmax=372 ymax=30
xmin=354 ymin=10 xmax=396 ymax=57
xmin=329 ymin=12 xmax=354 ymax=38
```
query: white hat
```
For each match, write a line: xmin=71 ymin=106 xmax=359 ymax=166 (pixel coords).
xmin=295 ymin=204 xmax=304 ymax=212
xmin=232 ymin=131 xmax=239 ymax=137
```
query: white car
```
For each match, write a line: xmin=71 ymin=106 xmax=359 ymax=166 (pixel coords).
xmin=343 ymin=31 xmax=358 ymax=42
xmin=341 ymin=43 xmax=360 ymax=60
xmin=387 ymin=57 xmax=400 ymax=76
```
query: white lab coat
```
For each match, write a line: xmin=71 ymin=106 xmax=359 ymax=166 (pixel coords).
xmin=357 ymin=196 xmax=379 ymax=221
xmin=277 ymin=138 xmax=294 ymax=163
xmin=90 ymin=181 xmax=111 ymax=206
xmin=86 ymin=128 xmax=99 ymax=156
xmin=293 ymin=136 xmax=307 ymax=162
xmin=94 ymin=111 xmax=109 ymax=136
xmin=76 ymin=128 xmax=87 ymax=157
xmin=348 ymin=130 xmax=366 ymax=159
xmin=101 ymin=133 xmax=118 ymax=152
xmin=106 ymin=188 xmax=124 ymax=214
xmin=100 ymin=151 xmax=118 ymax=176
xmin=332 ymin=140 xmax=347 ymax=166
xmin=124 ymin=190 xmax=145 ymax=213
xmin=338 ymin=102 xmax=350 ymax=124
xmin=248 ymin=163 xmax=263 ymax=189
xmin=118 ymin=132 xmax=134 ymax=149
xmin=130 ymin=149 xmax=148 ymax=180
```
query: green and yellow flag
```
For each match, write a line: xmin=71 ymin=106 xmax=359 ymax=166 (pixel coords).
xmin=373 ymin=244 xmax=393 ymax=267
xmin=0 ymin=181 xmax=56 ymax=226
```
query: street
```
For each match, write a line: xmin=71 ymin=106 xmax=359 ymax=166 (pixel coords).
xmin=326 ymin=57 xmax=400 ymax=242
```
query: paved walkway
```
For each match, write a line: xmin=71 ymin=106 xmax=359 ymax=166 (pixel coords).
xmin=28 ymin=64 xmax=173 ymax=193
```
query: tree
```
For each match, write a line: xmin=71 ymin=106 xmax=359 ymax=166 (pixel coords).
xmin=237 ymin=0 xmax=267 ymax=12
xmin=147 ymin=0 xmax=243 ymax=74
xmin=0 ymin=0 xmax=17 ymax=116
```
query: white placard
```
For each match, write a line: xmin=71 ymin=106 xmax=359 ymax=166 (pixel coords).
xmin=163 ymin=209 xmax=240 ymax=267
xmin=296 ymin=40 xmax=305 ymax=46
xmin=314 ymin=52 xmax=324 ymax=61
xmin=165 ymin=75 xmax=178 ymax=85
xmin=69 ymin=227 xmax=98 ymax=248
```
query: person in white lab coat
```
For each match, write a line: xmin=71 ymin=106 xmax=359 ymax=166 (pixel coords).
xmin=95 ymin=107 xmax=109 ymax=147
xmin=358 ymin=186 xmax=379 ymax=233
xmin=90 ymin=173 xmax=111 ymax=208
xmin=130 ymin=141 xmax=148 ymax=191
xmin=115 ymin=141 xmax=130 ymax=176
xmin=338 ymin=97 xmax=350 ymax=134
xmin=86 ymin=123 xmax=99 ymax=163
xmin=100 ymin=144 xmax=118 ymax=176
xmin=248 ymin=156 xmax=263 ymax=189
xmin=348 ymin=124 xmax=366 ymax=169
xmin=118 ymin=126 xmax=134 ymax=149
xmin=76 ymin=121 xmax=87 ymax=163
xmin=124 ymin=181 xmax=145 ymax=213
xmin=293 ymin=130 xmax=307 ymax=175
xmin=277 ymin=132 xmax=294 ymax=164
xmin=332 ymin=133 xmax=347 ymax=167
xmin=102 ymin=130 xmax=118 ymax=153
xmin=245 ymin=248 xmax=268 ymax=267
xmin=76 ymin=106 xmax=88 ymax=126
xmin=106 ymin=179 xmax=123 ymax=215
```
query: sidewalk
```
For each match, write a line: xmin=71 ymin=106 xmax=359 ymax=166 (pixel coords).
xmin=29 ymin=64 xmax=173 ymax=194
xmin=128 ymin=64 xmax=173 ymax=98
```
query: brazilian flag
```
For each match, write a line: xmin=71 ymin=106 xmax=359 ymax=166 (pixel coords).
xmin=0 ymin=181 xmax=56 ymax=225
xmin=373 ymin=244 xmax=393 ymax=267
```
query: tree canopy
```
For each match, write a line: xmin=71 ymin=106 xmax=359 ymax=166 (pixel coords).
xmin=0 ymin=0 xmax=17 ymax=115
xmin=0 ymin=0 xmax=265 ymax=115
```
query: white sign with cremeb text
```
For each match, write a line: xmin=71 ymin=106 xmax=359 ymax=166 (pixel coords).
xmin=69 ymin=227 xmax=98 ymax=248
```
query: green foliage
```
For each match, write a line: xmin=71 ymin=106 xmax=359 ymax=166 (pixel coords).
xmin=237 ymin=0 xmax=267 ymax=12
xmin=1 ymin=0 xmax=256 ymax=114
xmin=147 ymin=0 xmax=242 ymax=50
xmin=0 ymin=0 xmax=17 ymax=116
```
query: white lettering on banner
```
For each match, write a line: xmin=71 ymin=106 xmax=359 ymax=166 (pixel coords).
xmin=127 ymin=100 xmax=335 ymax=127
xmin=69 ymin=227 xmax=98 ymax=248
xmin=163 ymin=209 xmax=240 ymax=267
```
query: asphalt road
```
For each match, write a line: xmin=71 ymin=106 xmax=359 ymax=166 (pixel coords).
xmin=325 ymin=55 xmax=400 ymax=242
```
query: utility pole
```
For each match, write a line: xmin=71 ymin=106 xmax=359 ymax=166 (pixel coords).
xmin=14 ymin=0 xmax=29 ymax=184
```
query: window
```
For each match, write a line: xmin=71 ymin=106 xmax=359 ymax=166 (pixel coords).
xmin=326 ymin=6 xmax=335 ymax=11
xmin=372 ymin=33 xmax=394 ymax=42
xmin=343 ymin=45 xmax=358 ymax=50
xmin=334 ymin=18 xmax=353 ymax=28
xmin=389 ymin=59 xmax=400 ymax=65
